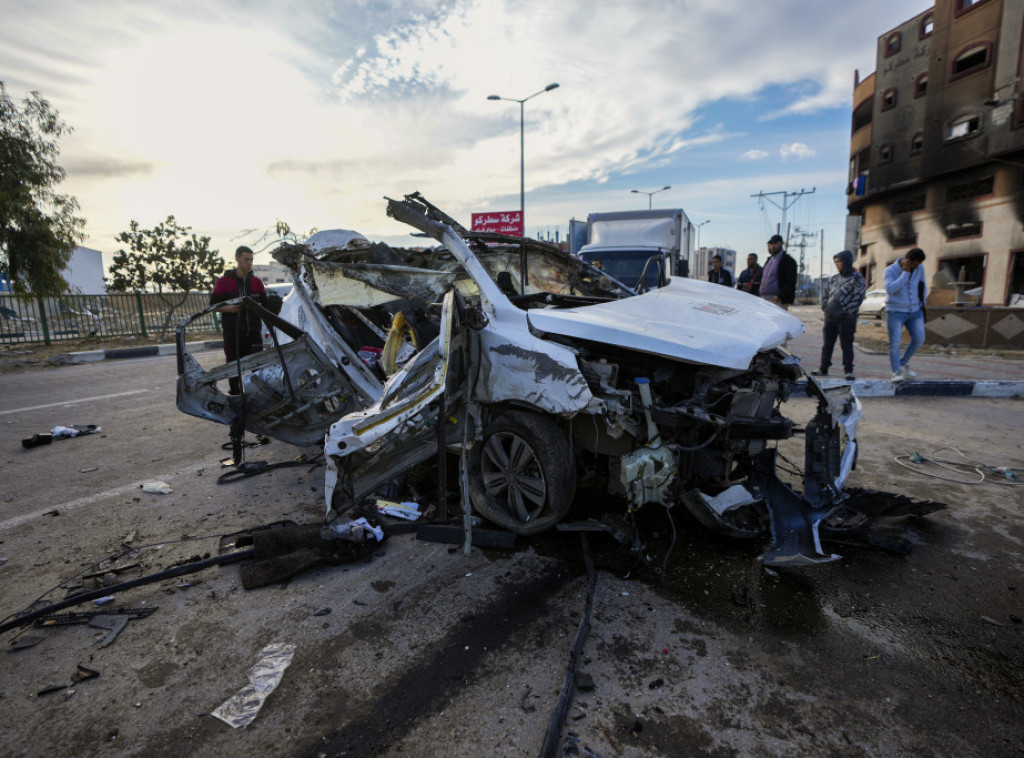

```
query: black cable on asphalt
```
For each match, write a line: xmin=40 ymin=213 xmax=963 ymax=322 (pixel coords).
xmin=216 ymin=453 xmax=323 ymax=484
xmin=0 ymin=550 xmax=255 ymax=635
xmin=539 ymin=532 xmax=597 ymax=758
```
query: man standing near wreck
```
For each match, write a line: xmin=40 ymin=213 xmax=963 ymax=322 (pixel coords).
xmin=708 ymin=254 xmax=733 ymax=286
xmin=736 ymin=253 xmax=762 ymax=295
xmin=211 ymin=245 xmax=267 ymax=394
xmin=813 ymin=250 xmax=866 ymax=381
xmin=759 ymin=235 xmax=797 ymax=310
xmin=884 ymin=246 xmax=927 ymax=383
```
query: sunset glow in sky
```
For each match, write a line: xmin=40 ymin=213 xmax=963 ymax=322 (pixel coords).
xmin=1 ymin=0 xmax=930 ymax=277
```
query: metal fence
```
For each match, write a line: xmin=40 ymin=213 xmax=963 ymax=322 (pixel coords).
xmin=0 ymin=292 xmax=219 ymax=346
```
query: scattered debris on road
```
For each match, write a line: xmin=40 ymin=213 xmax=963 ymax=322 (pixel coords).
xmin=211 ymin=642 xmax=296 ymax=728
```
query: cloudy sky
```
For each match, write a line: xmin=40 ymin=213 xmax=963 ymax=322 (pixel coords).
xmin=2 ymin=0 xmax=929 ymax=279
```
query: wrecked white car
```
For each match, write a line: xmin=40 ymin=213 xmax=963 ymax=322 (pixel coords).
xmin=178 ymin=193 xmax=867 ymax=566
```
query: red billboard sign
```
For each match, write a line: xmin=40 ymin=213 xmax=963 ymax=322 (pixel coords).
xmin=471 ymin=210 xmax=523 ymax=237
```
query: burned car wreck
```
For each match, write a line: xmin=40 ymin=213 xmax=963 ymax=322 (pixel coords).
xmin=178 ymin=193 xmax=888 ymax=566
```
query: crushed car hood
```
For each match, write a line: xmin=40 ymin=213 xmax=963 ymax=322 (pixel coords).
xmin=527 ymin=278 xmax=805 ymax=370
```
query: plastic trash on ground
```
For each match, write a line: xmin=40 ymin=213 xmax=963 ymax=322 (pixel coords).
xmin=140 ymin=481 xmax=172 ymax=494
xmin=375 ymin=499 xmax=422 ymax=521
xmin=51 ymin=424 xmax=101 ymax=439
xmin=211 ymin=642 xmax=296 ymax=728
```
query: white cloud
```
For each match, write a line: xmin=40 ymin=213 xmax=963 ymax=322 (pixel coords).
xmin=0 ymin=0 xmax=928 ymax=261
xmin=780 ymin=142 xmax=817 ymax=159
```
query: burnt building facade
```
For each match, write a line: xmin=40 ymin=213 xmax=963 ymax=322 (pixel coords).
xmin=848 ymin=0 xmax=1024 ymax=306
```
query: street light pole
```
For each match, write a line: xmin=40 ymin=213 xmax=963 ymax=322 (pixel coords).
xmin=487 ymin=83 xmax=560 ymax=230
xmin=631 ymin=185 xmax=671 ymax=209
xmin=696 ymin=219 xmax=710 ymax=250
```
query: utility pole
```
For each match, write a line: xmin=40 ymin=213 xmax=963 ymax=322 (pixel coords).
xmin=791 ymin=228 xmax=817 ymax=296
xmin=751 ymin=188 xmax=816 ymax=247
xmin=819 ymin=229 xmax=825 ymax=302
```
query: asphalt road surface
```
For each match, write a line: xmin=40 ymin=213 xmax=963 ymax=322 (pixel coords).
xmin=1 ymin=353 xmax=1022 ymax=757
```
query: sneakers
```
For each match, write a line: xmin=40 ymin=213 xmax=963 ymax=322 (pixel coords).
xmin=844 ymin=372 xmax=856 ymax=381
xmin=891 ymin=371 xmax=904 ymax=383
xmin=810 ymin=369 xmax=827 ymax=377
xmin=901 ymin=365 xmax=917 ymax=379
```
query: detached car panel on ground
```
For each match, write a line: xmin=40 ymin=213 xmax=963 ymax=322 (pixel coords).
xmin=178 ymin=193 xmax=868 ymax=565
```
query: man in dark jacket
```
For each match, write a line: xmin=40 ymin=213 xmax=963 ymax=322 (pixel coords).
xmin=707 ymin=254 xmax=733 ymax=286
xmin=211 ymin=245 xmax=268 ymax=394
xmin=759 ymin=234 xmax=797 ymax=309
xmin=812 ymin=250 xmax=866 ymax=381
xmin=736 ymin=253 xmax=762 ymax=295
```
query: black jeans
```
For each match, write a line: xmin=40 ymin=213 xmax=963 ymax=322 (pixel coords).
xmin=224 ymin=329 xmax=264 ymax=394
xmin=820 ymin=319 xmax=856 ymax=374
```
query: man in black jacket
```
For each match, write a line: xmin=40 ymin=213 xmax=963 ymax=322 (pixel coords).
xmin=759 ymin=234 xmax=797 ymax=310
xmin=707 ymin=254 xmax=733 ymax=286
xmin=736 ymin=253 xmax=762 ymax=295
xmin=211 ymin=246 xmax=268 ymax=394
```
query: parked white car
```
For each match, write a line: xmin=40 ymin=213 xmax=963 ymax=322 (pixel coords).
xmin=177 ymin=194 xmax=879 ymax=565
xmin=859 ymin=289 xmax=888 ymax=318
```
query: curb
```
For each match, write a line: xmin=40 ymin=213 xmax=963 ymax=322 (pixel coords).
xmin=48 ymin=347 xmax=1024 ymax=398
xmin=797 ymin=378 xmax=1024 ymax=398
xmin=56 ymin=340 xmax=223 ymax=365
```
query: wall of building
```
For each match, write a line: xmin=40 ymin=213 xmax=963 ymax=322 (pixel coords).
xmin=848 ymin=0 xmax=1024 ymax=306
xmin=63 ymin=247 xmax=107 ymax=293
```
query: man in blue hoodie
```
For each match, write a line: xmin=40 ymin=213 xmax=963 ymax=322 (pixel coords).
xmin=883 ymin=247 xmax=927 ymax=383
xmin=812 ymin=250 xmax=866 ymax=381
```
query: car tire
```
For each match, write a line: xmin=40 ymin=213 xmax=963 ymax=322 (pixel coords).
xmin=468 ymin=409 xmax=576 ymax=535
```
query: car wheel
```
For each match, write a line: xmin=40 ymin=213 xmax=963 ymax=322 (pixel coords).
xmin=876 ymin=307 xmax=885 ymax=320
xmin=468 ymin=409 xmax=576 ymax=535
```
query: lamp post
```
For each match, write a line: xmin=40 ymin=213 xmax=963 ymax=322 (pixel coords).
xmin=487 ymin=83 xmax=560 ymax=229
xmin=630 ymin=185 xmax=671 ymax=210
xmin=696 ymin=219 xmax=710 ymax=250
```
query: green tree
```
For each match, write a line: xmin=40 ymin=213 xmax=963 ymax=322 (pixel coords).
xmin=0 ymin=81 xmax=85 ymax=294
xmin=108 ymin=216 xmax=226 ymax=338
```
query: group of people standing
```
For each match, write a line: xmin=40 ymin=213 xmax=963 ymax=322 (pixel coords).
xmin=708 ymin=236 xmax=928 ymax=383
xmin=707 ymin=233 xmax=797 ymax=309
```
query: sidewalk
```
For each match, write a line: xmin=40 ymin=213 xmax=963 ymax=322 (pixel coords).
xmin=56 ymin=339 xmax=223 ymax=364
xmin=787 ymin=305 xmax=1024 ymax=397
xmin=55 ymin=306 xmax=1023 ymax=396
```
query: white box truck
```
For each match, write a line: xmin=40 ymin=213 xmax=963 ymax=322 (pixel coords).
xmin=570 ymin=209 xmax=692 ymax=292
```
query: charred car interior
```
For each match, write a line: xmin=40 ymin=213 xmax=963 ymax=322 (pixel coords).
xmin=175 ymin=192 xmax=941 ymax=567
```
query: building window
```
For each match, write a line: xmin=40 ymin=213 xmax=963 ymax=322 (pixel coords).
xmin=910 ymin=132 xmax=924 ymax=155
xmin=852 ymin=97 xmax=873 ymax=133
xmin=891 ymin=194 xmax=926 ymax=214
xmin=885 ymin=32 xmax=902 ymax=57
xmin=950 ymin=43 xmax=992 ymax=80
xmin=920 ymin=12 xmax=934 ymax=38
xmin=914 ymin=73 xmax=928 ymax=98
xmin=946 ymin=113 xmax=982 ymax=141
xmin=881 ymin=88 xmax=897 ymax=111
xmin=1008 ymin=251 xmax=1024 ymax=305
xmin=893 ymin=231 xmax=919 ymax=247
xmin=878 ymin=143 xmax=893 ymax=164
xmin=955 ymin=0 xmax=991 ymax=16
xmin=937 ymin=254 xmax=986 ymax=305
xmin=946 ymin=176 xmax=994 ymax=202
xmin=945 ymin=222 xmax=983 ymax=239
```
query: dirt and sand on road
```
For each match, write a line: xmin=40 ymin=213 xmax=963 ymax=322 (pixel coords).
xmin=1 ymin=316 xmax=1022 ymax=756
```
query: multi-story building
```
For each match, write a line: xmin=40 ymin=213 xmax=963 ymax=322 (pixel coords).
xmin=847 ymin=0 xmax=1024 ymax=306
xmin=253 ymin=262 xmax=292 ymax=285
xmin=694 ymin=246 xmax=738 ymax=281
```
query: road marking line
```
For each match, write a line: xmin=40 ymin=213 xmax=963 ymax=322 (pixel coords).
xmin=0 ymin=461 xmax=208 ymax=532
xmin=0 ymin=389 xmax=150 ymax=416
